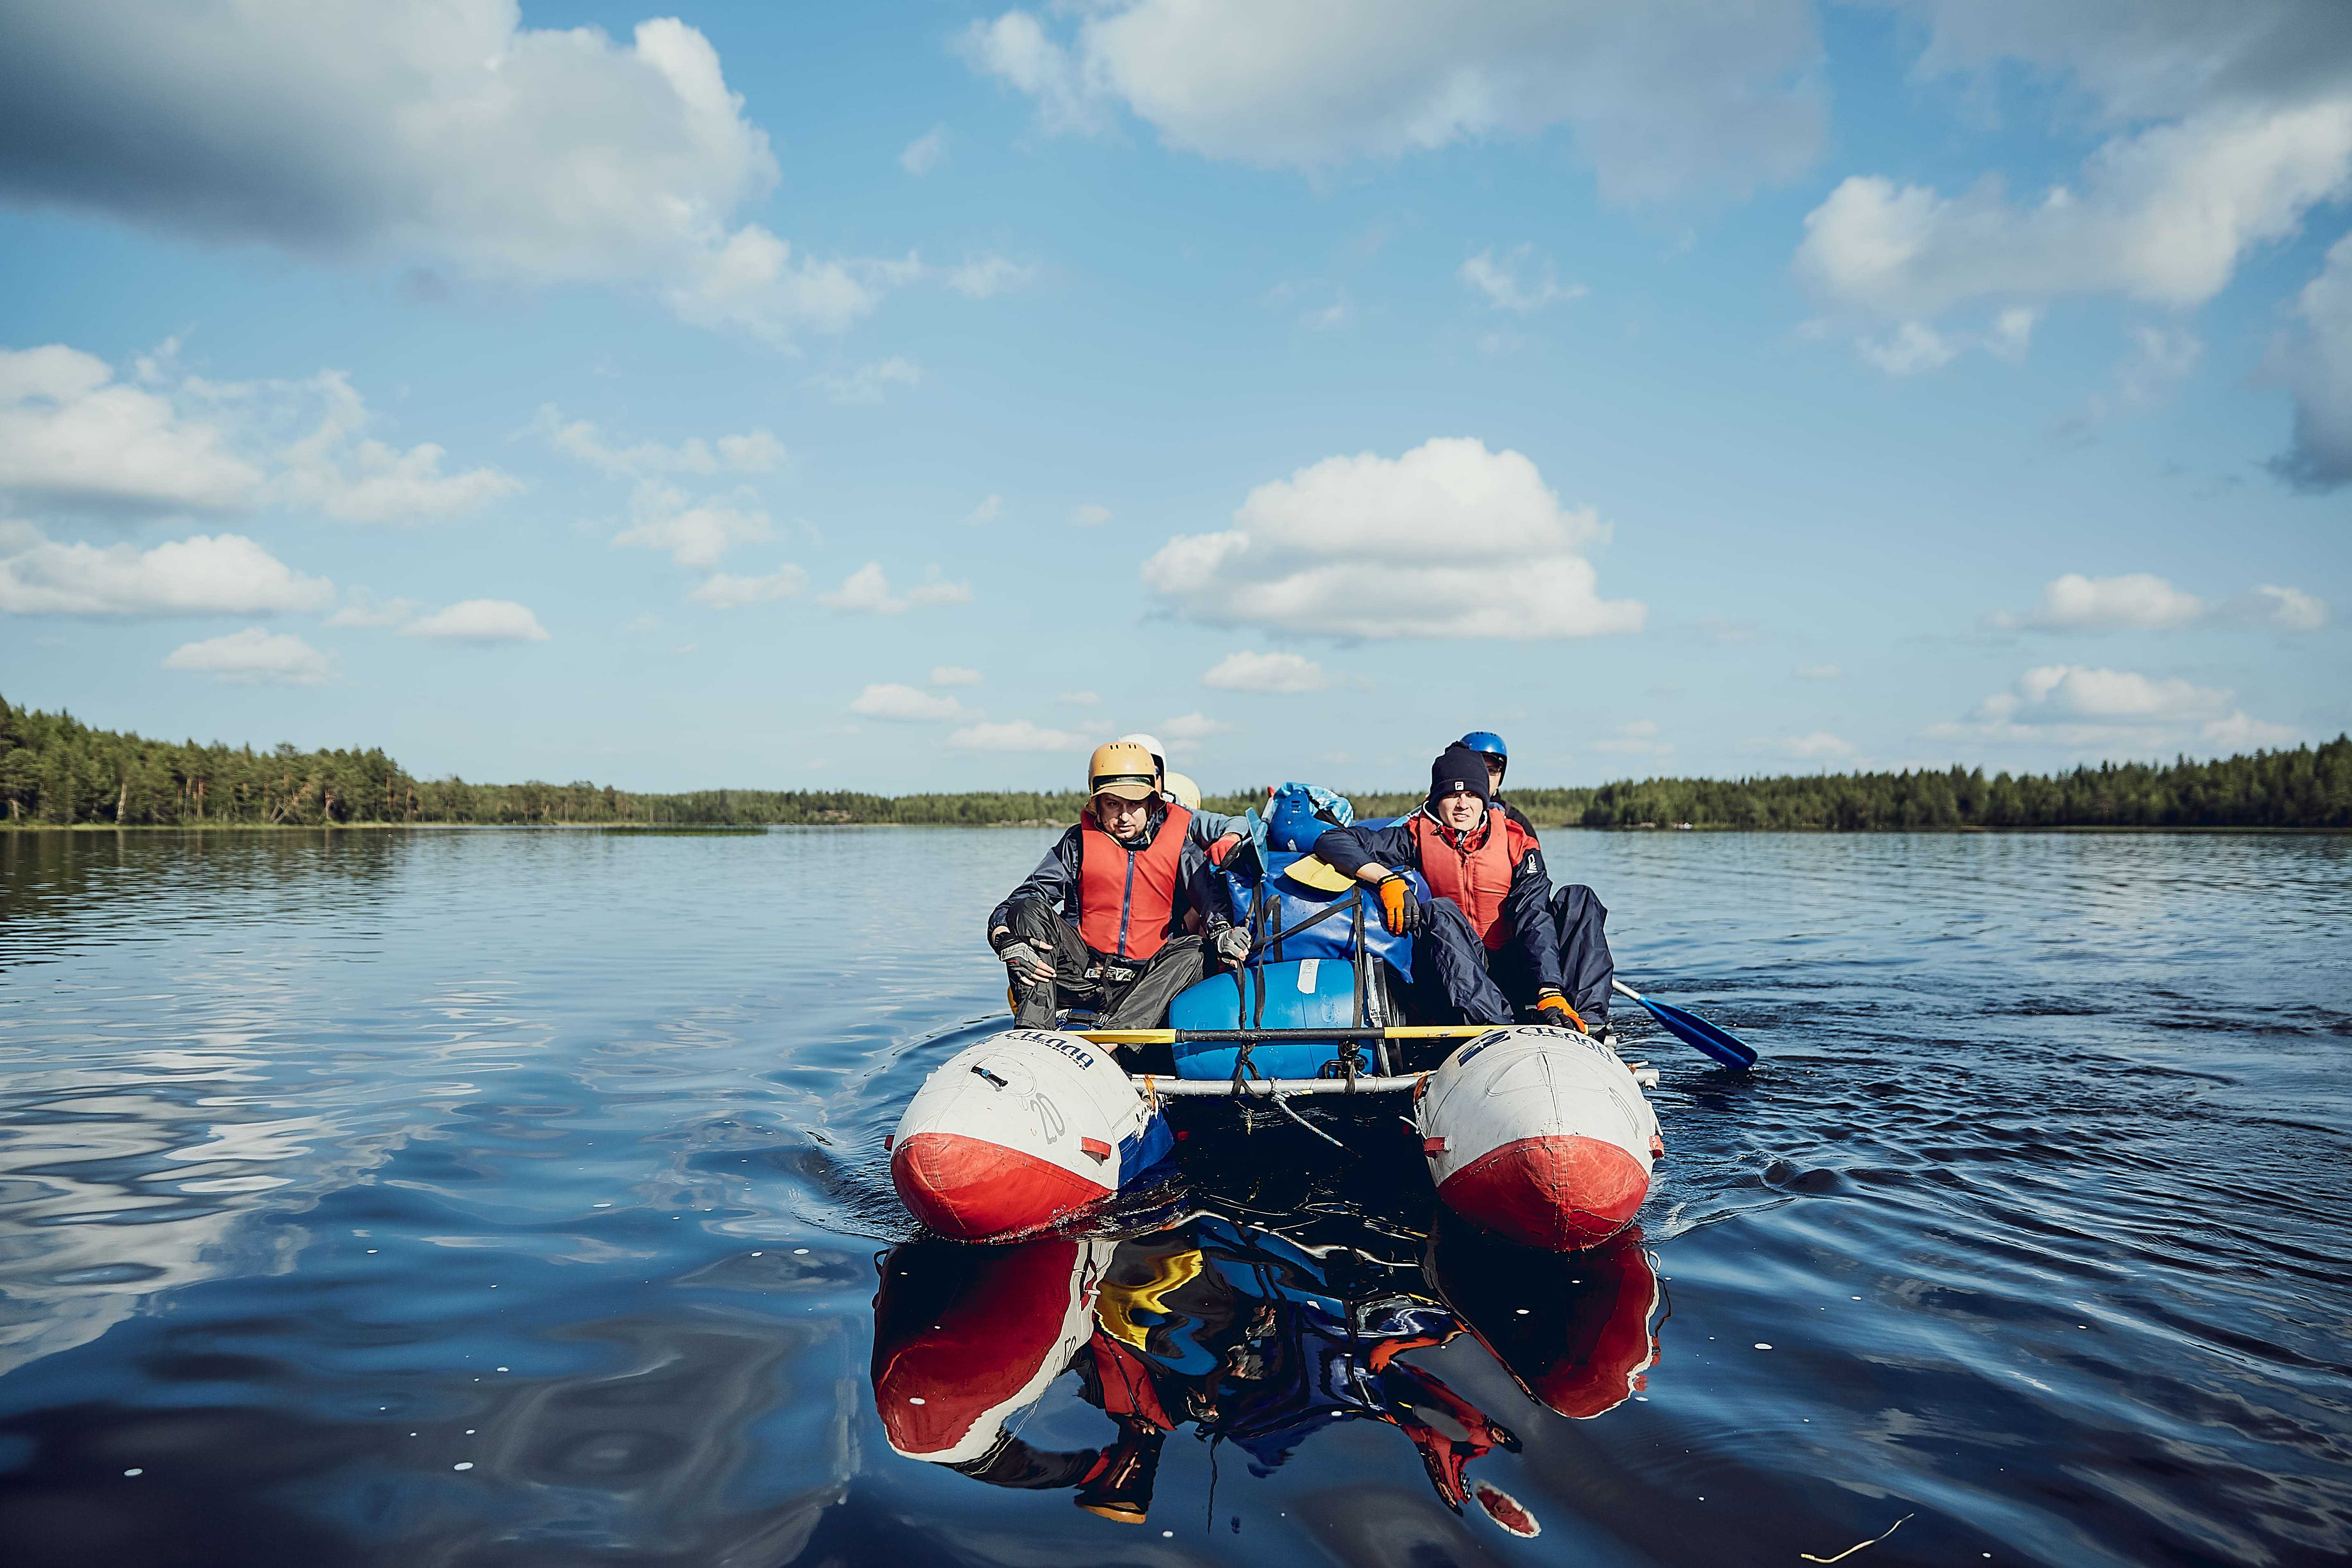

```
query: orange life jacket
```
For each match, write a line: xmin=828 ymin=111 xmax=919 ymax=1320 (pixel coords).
xmin=1409 ymin=810 xmax=1519 ymax=950
xmin=1078 ymin=803 xmax=1194 ymax=960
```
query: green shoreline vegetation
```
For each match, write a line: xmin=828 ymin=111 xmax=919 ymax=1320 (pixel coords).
xmin=4 ymin=695 xmax=2348 ymax=831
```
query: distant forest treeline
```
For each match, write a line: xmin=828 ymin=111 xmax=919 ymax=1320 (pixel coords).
xmin=4 ymin=695 xmax=2347 ymax=830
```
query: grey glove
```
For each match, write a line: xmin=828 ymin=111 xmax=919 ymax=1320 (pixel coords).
xmin=1211 ymin=923 xmax=1251 ymax=965
xmin=998 ymin=939 xmax=1051 ymax=986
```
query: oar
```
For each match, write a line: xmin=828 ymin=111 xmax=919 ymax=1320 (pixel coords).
xmin=1611 ymin=980 xmax=1757 ymax=1071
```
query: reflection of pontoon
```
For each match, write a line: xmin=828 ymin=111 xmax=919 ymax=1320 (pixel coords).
xmin=890 ymin=810 xmax=1665 ymax=1251
xmin=869 ymin=1211 xmax=1662 ymax=1530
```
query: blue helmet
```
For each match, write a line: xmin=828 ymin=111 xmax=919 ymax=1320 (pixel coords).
xmin=1262 ymin=781 xmax=1352 ymax=853
xmin=1458 ymin=731 xmax=1508 ymax=786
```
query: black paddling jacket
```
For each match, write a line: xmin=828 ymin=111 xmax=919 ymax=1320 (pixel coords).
xmin=1312 ymin=809 xmax=1561 ymax=990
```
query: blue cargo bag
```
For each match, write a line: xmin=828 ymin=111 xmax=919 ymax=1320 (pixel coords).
xmin=1168 ymin=957 xmax=1367 ymax=1079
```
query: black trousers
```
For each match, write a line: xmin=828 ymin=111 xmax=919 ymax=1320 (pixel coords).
xmin=1004 ymin=896 xmax=1215 ymax=1030
xmin=1405 ymin=885 xmax=1615 ymax=1028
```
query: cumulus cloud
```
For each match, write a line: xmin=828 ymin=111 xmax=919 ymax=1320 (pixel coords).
xmin=964 ymin=495 xmax=1003 ymax=526
xmin=402 ymin=599 xmax=549 ymax=643
xmin=0 ymin=344 xmax=516 ymax=523
xmin=688 ymin=563 xmax=806 ymax=609
xmin=2269 ymin=231 xmax=2352 ymax=490
xmin=900 ymin=125 xmax=947 ymax=176
xmin=611 ymin=484 xmax=772 ymax=569
xmin=1202 ymin=649 xmax=1327 ymax=692
xmin=850 ymin=683 xmax=970 ymax=722
xmin=325 ymin=589 xmax=421 ymax=628
xmin=1852 ymin=308 xmax=2035 ymax=375
xmin=1943 ymin=662 xmax=2297 ymax=751
xmin=809 ymin=357 xmax=922 ymax=406
xmin=930 ymin=665 xmax=982 ymax=686
xmin=1999 ymin=572 xmax=2331 ymax=631
xmin=1797 ymin=1 xmax=2352 ymax=405
xmin=1071 ymin=503 xmax=1113 ymax=527
xmin=0 ymin=344 xmax=259 ymax=513
xmin=818 ymin=563 xmax=974 ymax=614
xmin=0 ymin=525 xmax=334 ymax=616
xmin=1592 ymin=719 xmax=1672 ymax=757
xmin=1142 ymin=436 xmax=1645 ymax=640
xmin=1157 ymin=712 xmax=1232 ymax=754
xmin=957 ymin=2 xmax=1826 ymax=201
xmin=0 ymin=2 xmax=906 ymax=342
xmin=944 ymin=256 xmax=1036 ymax=299
xmin=1460 ymin=246 xmax=1585 ymax=312
xmin=1059 ymin=690 xmax=1101 ymax=707
xmin=536 ymin=407 xmax=785 ymax=478
xmin=1779 ymin=731 xmax=1854 ymax=759
xmin=161 ymin=627 xmax=336 ymax=685
xmin=949 ymin=719 xmax=1089 ymax=751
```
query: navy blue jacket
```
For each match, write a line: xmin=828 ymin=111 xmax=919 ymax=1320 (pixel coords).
xmin=1311 ymin=809 xmax=1561 ymax=990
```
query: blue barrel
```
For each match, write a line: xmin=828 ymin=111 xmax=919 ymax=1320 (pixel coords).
xmin=1167 ymin=958 xmax=1365 ymax=1079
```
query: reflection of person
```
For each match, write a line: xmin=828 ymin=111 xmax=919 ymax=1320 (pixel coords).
xmin=1455 ymin=729 xmax=1617 ymax=1027
xmin=985 ymin=742 xmax=1245 ymax=1029
xmin=1312 ymin=745 xmax=1584 ymax=1029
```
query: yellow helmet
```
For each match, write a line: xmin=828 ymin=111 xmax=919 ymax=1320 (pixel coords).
xmin=1163 ymin=770 xmax=1202 ymax=810
xmin=1087 ymin=742 xmax=1158 ymax=801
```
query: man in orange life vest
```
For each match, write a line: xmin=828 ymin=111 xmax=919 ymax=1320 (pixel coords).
xmin=987 ymin=741 xmax=1249 ymax=1031
xmin=1310 ymin=744 xmax=1586 ymax=1030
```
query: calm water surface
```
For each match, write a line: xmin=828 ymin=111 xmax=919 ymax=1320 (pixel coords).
xmin=0 ymin=827 xmax=2346 ymax=1567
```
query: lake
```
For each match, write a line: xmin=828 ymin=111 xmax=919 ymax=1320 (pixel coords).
xmin=0 ymin=826 xmax=2346 ymax=1567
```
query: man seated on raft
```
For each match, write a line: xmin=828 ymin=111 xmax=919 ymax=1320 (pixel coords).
xmin=1310 ymin=743 xmax=1587 ymax=1032
xmin=1456 ymin=729 xmax=1617 ymax=1029
xmin=986 ymin=741 xmax=1252 ymax=1032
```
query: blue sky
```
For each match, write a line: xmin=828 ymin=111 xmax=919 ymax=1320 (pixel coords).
xmin=2 ymin=0 xmax=2347 ymax=794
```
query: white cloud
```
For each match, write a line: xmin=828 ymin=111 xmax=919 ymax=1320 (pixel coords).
xmin=930 ymin=665 xmax=983 ymax=686
xmin=161 ymin=627 xmax=336 ymax=685
xmin=949 ymin=719 xmax=1089 ymax=752
xmin=264 ymin=371 xmax=520 ymax=522
xmin=1460 ymin=247 xmax=1585 ymax=313
xmin=964 ymin=494 xmax=1003 ymax=526
xmin=1793 ymin=664 xmax=1843 ymax=680
xmin=956 ymin=2 xmax=1825 ymax=201
xmin=900 ymin=125 xmax=947 ymax=176
xmin=1058 ymin=690 xmax=1101 ymax=707
xmin=1202 ymin=649 xmax=1327 ymax=692
xmin=325 ymin=589 xmax=421 ymax=628
xmin=1071 ymin=503 xmax=1113 ymax=527
xmin=0 ymin=4 xmax=910 ymax=342
xmin=0 ymin=345 xmax=259 ymax=512
xmin=1592 ymin=719 xmax=1671 ymax=757
xmin=1142 ymin=436 xmax=1646 ymax=640
xmin=537 ymin=407 xmax=785 ymax=478
xmin=2270 ymin=231 xmax=2352 ymax=490
xmin=688 ymin=563 xmax=806 ymax=609
xmin=611 ymin=483 xmax=771 ymax=569
xmin=809 ymin=357 xmax=922 ymax=406
xmin=2000 ymin=572 xmax=2331 ymax=632
xmin=624 ymin=614 xmax=662 ymax=634
xmin=818 ymin=562 xmax=974 ymax=614
xmin=0 ymin=525 xmax=334 ymax=616
xmin=1157 ymin=711 xmax=1232 ymax=754
xmin=1947 ymin=663 xmax=2298 ymax=753
xmin=944 ymin=256 xmax=1036 ymax=298
xmin=1851 ymin=307 xmax=2036 ymax=376
xmin=402 ymin=599 xmax=549 ymax=643
xmin=1299 ymin=293 xmax=1354 ymax=332
xmin=1797 ymin=103 xmax=2352 ymax=321
xmin=1779 ymin=731 xmax=1855 ymax=759
xmin=850 ymin=683 xmax=970 ymax=722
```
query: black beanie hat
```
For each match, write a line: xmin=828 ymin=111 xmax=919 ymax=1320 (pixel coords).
xmin=1428 ymin=744 xmax=1492 ymax=807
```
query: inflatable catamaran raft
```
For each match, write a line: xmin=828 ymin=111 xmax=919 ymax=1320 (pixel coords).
xmin=884 ymin=778 xmax=1754 ymax=1252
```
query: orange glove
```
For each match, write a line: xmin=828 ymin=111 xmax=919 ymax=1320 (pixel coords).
xmin=1535 ymin=988 xmax=1586 ymax=1032
xmin=1375 ymin=873 xmax=1419 ymax=935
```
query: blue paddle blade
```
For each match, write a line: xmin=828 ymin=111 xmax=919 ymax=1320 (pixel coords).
xmin=1628 ymin=993 xmax=1758 ymax=1071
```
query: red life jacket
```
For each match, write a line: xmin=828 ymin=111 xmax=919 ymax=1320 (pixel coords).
xmin=1409 ymin=809 xmax=1521 ymax=951
xmin=1078 ymin=803 xmax=1194 ymax=960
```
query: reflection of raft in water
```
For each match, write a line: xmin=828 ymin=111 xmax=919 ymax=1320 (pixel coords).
xmin=869 ymin=1210 xmax=1663 ymax=1528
